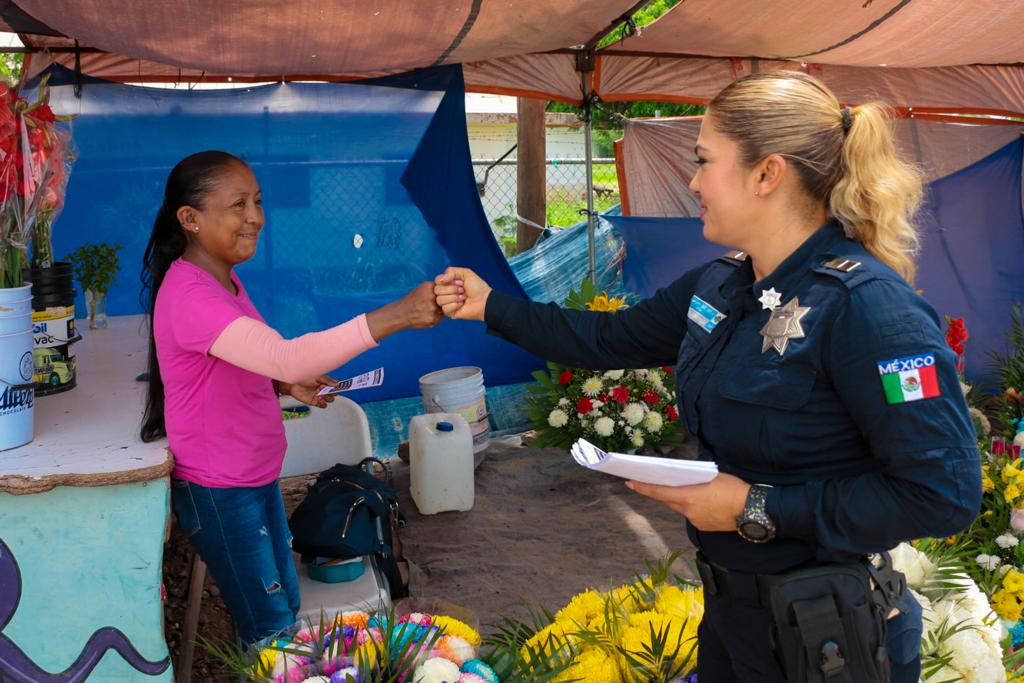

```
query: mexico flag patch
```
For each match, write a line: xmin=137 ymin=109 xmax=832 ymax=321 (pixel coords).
xmin=877 ymin=353 xmax=941 ymax=404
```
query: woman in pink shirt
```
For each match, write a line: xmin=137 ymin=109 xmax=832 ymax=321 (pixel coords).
xmin=139 ymin=151 xmax=441 ymax=643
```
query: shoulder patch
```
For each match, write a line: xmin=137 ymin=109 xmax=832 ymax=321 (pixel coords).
xmin=718 ymin=250 xmax=748 ymax=266
xmin=877 ymin=353 xmax=942 ymax=404
xmin=823 ymin=257 xmax=861 ymax=272
xmin=813 ymin=255 xmax=876 ymax=289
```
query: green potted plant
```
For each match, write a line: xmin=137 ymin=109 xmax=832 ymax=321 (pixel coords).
xmin=65 ymin=242 xmax=121 ymax=329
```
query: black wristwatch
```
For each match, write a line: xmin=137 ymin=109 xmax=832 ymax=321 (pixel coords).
xmin=736 ymin=484 xmax=776 ymax=543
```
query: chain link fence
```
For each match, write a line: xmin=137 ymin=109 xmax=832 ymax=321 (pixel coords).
xmin=472 ymin=153 xmax=620 ymax=255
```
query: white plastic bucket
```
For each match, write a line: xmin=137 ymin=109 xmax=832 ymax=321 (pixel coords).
xmin=418 ymin=366 xmax=490 ymax=453
xmin=0 ymin=328 xmax=35 ymax=451
xmin=0 ymin=285 xmax=34 ymax=451
xmin=0 ymin=284 xmax=32 ymax=335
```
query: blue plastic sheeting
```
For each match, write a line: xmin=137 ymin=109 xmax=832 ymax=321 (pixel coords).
xmin=508 ymin=206 xmax=633 ymax=305
xmin=607 ymin=139 xmax=1024 ymax=383
xmin=32 ymin=64 xmax=542 ymax=404
xmin=607 ymin=215 xmax=720 ymax=298
xmin=915 ymin=138 xmax=1024 ymax=380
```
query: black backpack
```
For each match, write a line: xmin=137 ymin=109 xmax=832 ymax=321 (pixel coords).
xmin=289 ymin=459 xmax=409 ymax=598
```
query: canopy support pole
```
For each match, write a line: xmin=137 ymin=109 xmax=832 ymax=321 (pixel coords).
xmin=578 ymin=49 xmax=598 ymax=284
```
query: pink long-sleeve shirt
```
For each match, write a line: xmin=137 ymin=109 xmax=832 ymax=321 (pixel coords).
xmin=154 ymin=259 xmax=377 ymax=487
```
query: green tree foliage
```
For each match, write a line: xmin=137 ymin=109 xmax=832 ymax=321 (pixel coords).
xmin=547 ymin=0 xmax=704 ymax=143
xmin=599 ymin=0 xmax=683 ymax=47
xmin=0 ymin=52 xmax=22 ymax=86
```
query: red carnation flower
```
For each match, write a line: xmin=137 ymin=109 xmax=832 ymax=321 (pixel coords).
xmin=598 ymin=393 xmax=609 ymax=402
xmin=643 ymin=390 xmax=660 ymax=406
xmin=666 ymin=405 xmax=679 ymax=421
xmin=558 ymin=370 xmax=574 ymax=385
xmin=576 ymin=397 xmax=593 ymax=414
xmin=661 ymin=366 xmax=674 ymax=375
xmin=945 ymin=317 xmax=968 ymax=356
xmin=611 ymin=386 xmax=630 ymax=404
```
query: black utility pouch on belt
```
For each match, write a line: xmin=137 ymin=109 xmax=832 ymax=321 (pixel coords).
xmin=769 ymin=553 xmax=905 ymax=683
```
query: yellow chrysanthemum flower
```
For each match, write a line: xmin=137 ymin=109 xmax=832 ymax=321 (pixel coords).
xmin=1004 ymin=569 xmax=1024 ymax=594
xmin=521 ymin=621 xmax=574 ymax=662
xmin=1005 ymin=483 xmax=1021 ymax=504
xmin=1004 ymin=462 xmax=1021 ymax=479
xmin=654 ymin=584 xmax=705 ymax=623
xmin=253 ymin=648 xmax=277 ymax=676
xmin=353 ymin=642 xmax=381 ymax=669
xmin=558 ymin=647 xmax=622 ymax=683
xmin=586 ymin=294 xmax=629 ymax=312
xmin=992 ymin=588 xmax=1024 ymax=621
xmin=611 ymin=577 xmax=657 ymax=613
xmin=432 ymin=615 xmax=481 ymax=647
xmin=619 ymin=610 xmax=698 ymax=672
xmin=555 ymin=589 xmax=606 ymax=628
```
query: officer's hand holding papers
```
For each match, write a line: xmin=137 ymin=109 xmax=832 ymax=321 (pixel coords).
xmin=571 ymin=438 xmax=718 ymax=487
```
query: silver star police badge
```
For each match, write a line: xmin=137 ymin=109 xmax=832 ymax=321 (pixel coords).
xmin=758 ymin=287 xmax=782 ymax=311
xmin=760 ymin=297 xmax=810 ymax=356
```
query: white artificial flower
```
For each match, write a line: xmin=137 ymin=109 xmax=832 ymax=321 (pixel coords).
xmin=591 ymin=410 xmax=602 ymax=419
xmin=624 ymin=426 xmax=633 ymax=436
xmin=414 ymin=658 xmax=461 ymax=683
xmin=643 ymin=411 xmax=664 ymax=433
xmin=558 ymin=398 xmax=570 ymax=407
xmin=581 ymin=377 xmax=604 ymax=397
xmin=631 ymin=431 xmax=645 ymax=448
xmin=632 ymin=369 xmax=649 ymax=380
xmin=547 ymin=409 xmax=568 ymax=428
xmin=617 ymin=420 xmax=625 ymax=427
xmin=592 ymin=400 xmax=604 ymax=409
xmin=960 ymin=381 xmax=971 ymax=397
xmin=975 ymin=554 xmax=1001 ymax=571
xmin=650 ymin=373 xmax=666 ymax=391
xmin=603 ymin=370 xmax=624 ymax=380
xmin=623 ymin=402 xmax=645 ymax=426
xmin=1015 ymin=431 xmax=1024 ymax=448
xmin=890 ymin=542 xmax=935 ymax=589
xmin=595 ymin=416 xmax=615 ymax=437
xmin=996 ymin=533 xmax=1020 ymax=549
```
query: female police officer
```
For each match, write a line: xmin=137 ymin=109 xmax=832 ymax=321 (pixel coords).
xmin=434 ymin=71 xmax=981 ymax=682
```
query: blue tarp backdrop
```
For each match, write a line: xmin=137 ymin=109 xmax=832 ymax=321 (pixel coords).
xmin=608 ymin=138 xmax=1024 ymax=382
xmin=35 ymin=64 xmax=542 ymax=403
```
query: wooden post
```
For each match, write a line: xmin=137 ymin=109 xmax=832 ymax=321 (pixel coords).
xmin=516 ymin=97 xmax=546 ymax=253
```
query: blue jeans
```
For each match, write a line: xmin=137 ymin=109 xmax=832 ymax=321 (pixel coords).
xmin=171 ymin=479 xmax=300 ymax=644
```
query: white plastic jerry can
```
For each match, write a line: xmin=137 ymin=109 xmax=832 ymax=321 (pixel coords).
xmin=408 ymin=413 xmax=475 ymax=515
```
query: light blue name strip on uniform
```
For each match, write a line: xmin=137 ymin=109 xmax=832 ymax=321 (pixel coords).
xmin=687 ymin=295 xmax=726 ymax=333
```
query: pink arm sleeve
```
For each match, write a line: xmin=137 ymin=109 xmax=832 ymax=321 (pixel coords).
xmin=208 ymin=315 xmax=378 ymax=383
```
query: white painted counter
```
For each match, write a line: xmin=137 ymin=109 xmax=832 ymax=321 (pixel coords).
xmin=0 ymin=315 xmax=173 ymax=493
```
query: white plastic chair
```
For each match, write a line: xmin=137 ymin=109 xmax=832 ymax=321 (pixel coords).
xmin=279 ymin=395 xmax=391 ymax=622
xmin=176 ymin=396 xmax=389 ymax=682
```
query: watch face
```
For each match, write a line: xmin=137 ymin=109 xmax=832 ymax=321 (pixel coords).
xmin=739 ymin=521 xmax=769 ymax=542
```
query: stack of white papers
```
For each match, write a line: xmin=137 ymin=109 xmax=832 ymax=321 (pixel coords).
xmin=571 ymin=438 xmax=718 ymax=487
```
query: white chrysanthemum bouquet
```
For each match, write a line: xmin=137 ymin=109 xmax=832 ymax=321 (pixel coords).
xmin=524 ymin=278 xmax=683 ymax=453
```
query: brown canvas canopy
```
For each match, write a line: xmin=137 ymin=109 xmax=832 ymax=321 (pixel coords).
xmin=12 ymin=1 xmax=1024 ymax=119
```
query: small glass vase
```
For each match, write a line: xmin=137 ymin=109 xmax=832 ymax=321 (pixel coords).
xmin=85 ymin=288 xmax=107 ymax=329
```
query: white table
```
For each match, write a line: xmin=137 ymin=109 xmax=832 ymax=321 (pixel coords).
xmin=0 ymin=315 xmax=173 ymax=682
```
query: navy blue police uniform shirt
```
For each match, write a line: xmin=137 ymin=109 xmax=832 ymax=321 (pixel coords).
xmin=485 ymin=221 xmax=982 ymax=574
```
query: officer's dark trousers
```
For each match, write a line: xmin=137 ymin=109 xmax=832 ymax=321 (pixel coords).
xmin=698 ymin=591 xmax=922 ymax=682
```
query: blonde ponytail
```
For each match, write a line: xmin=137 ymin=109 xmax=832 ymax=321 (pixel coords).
xmin=831 ymin=103 xmax=923 ymax=282
xmin=709 ymin=72 xmax=924 ymax=282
